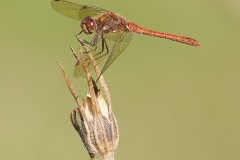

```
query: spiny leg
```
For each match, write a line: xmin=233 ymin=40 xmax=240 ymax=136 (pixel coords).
xmin=76 ymin=30 xmax=99 ymax=53
xmin=94 ymin=36 xmax=109 ymax=58
xmin=95 ymin=38 xmax=110 ymax=82
xmin=76 ymin=33 xmax=110 ymax=72
xmin=86 ymin=36 xmax=109 ymax=67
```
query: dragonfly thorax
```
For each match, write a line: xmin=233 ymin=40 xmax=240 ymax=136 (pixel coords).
xmin=81 ymin=16 xmax=98 ymax=34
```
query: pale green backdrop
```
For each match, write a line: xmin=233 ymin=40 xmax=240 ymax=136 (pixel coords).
xmin=0 ymin=0 xmax=240 ymax=160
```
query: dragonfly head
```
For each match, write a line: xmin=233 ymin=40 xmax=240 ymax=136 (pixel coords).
xmin=81 ymin=17 xmax=97 ymax=35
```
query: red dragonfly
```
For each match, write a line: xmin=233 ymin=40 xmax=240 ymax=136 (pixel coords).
xmin=51 ymin=0 xmax=200 ymax=77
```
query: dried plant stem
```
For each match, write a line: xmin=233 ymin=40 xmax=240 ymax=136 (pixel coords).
xmin=76 ymin=35 xmax=113 ymax=113
xmin=78 ymin=48 xmax=100 ymax=116
xmin=76 ymin=37 xmax=118 ymax=160
xmin=57 ymin=39 xmax=119 ymax=160
xmin=56 ymin=59 xmax=83 ymax=108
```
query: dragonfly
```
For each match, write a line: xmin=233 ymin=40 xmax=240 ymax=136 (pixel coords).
xmin=51 ymin=0 xmax=200 ymax=77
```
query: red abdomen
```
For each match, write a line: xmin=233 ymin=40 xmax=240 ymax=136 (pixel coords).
xmin=128 ymin=22 xmax=200 ymax=46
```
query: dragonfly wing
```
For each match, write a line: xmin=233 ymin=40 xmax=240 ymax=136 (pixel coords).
xmin=51 ymin=0 xmax=108 ymax=21
xmin=73 ymin=32 xmax=133 ymax=77
xmin=101 ymin=31 xmax=134 ymax=75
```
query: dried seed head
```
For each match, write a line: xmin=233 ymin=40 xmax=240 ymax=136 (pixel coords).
xmin=71 ymin=90 xmax=119 ymax=160
xmin=57 ymin=39 xmax=119 ymax=160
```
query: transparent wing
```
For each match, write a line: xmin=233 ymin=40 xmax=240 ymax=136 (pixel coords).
xmin=101 ymin=31 xmax=134 ymax=74
xmin=51 ymin=0 xmax=108 ymax=21
xmin=73 ymin=31 xmax=134 ymax=77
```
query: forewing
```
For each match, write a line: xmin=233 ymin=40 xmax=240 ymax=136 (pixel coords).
xmin=51 ymin=0 xmax=108 ymax=21
xmin=101 ymin=31 xmax=134 ymax=75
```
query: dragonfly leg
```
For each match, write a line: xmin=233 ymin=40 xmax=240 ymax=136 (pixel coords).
xmin=93 ymin=36 xmax=109 ymax=60
xmin=76 ymin=30 xmax=96 ymax=48
xmin=85 ymin=36 xmax=108 ymax=66
xmin=76 ymin=30 xmax=83 ymax=36
xmin=76 ymin=31 xmax=89 ymax=46
xmin=94 ymin=38 xmax=110 ymax=82
xmin=70 ymin=46 xmax=79 ymax=60
xmin=76 ymin=31 xmax=105 ymax=54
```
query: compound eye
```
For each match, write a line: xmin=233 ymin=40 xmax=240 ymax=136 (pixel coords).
xmin=86 ymin=18 xmax=95 ymax=28
xmin=81 ymin=17 xmax=97 ymax=34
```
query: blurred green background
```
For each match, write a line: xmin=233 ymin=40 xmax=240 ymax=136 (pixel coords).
xmin=1 ymin=0 xmax=240 ymax=160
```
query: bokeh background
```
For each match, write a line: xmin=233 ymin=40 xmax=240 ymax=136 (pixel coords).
xmin=1 ymin=0 xmax=240 ymax=160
